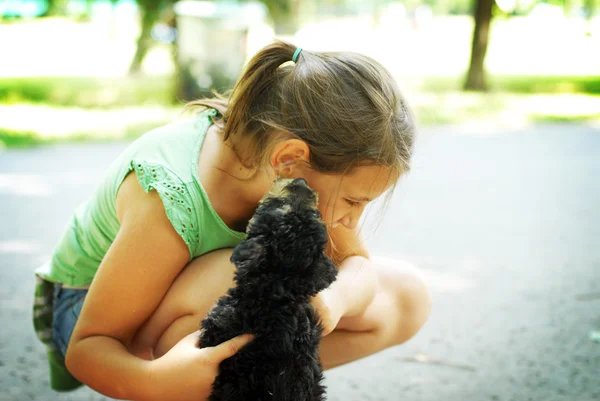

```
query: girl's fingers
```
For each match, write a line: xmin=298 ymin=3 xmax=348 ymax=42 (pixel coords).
xmin=206 ymin=334 xmax=255 ymax=362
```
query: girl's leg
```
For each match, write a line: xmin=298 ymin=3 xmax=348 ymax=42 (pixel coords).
xmin=320 ymin=257 xmax=432 ymax=369
xmin=130 ymin=250 xmax=431 ymax=368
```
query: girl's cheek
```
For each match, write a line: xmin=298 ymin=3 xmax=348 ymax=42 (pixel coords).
xmin=327 ymin=202 xmax=349 ymax=226
xmin=317 ymin=197 xmax=336 ymax=224
xmin=319 ymin=205 xmax=333 ymax=224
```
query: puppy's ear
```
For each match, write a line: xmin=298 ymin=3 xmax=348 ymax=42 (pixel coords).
xmin=314 ymin=254 xmax=338 ymax=292
xmin=231 ymin=236 xmax=266 ymax=271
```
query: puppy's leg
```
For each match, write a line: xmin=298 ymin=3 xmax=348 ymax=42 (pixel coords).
xmin=267 ymin=352 xmax=325 ymax=401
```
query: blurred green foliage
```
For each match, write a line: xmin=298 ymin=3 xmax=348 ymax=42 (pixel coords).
xmin=0 ymin=128 xmax=44 ymax=148
xmin=420 ymin=0 xmax=473 ymax=15
xmin=0 ymin=76 xmax=177 ymax=108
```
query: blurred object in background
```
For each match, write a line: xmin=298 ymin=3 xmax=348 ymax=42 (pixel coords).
xmin=411 ymin=4 xmax=434 ymax=30
xmin=174 ymin=0 xmax=274 ymax=101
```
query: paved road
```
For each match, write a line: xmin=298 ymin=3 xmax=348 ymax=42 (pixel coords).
xmin=1 ymin=122 xmax=599 ymax=401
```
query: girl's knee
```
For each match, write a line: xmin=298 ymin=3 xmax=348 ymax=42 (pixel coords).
xmin=154 ymin=313 xmax=202 ymax=358
xmin=163 ymin=248 xmax=235 ymax=314
xmin=374 ymin=258 xmax=432 ymax=345
xmin=130 ymin=248 xmax=235 ymax=357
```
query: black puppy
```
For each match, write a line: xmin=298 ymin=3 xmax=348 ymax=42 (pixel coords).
xmin=198 ymin=178 xmax=338 ymax=401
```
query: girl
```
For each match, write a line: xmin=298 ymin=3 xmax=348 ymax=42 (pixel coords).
xmin=33 ymin=41 xmax=431 ymax=401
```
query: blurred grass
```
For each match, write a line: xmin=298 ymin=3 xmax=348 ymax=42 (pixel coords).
xmin=422 ymin=75 xmax=600 ymax=95
xmin=412 ymin=92 xmax=507 ymax=126
xmin=414 ymin=91 xmax=600 ymax=126
xmin=1 ymin=74 xmax=599 ymax=108
xmin=0 ymin=121 xmax=174 ymax=149
xmin=0 ymin=74 xmax=598 ymax=149
xmin=0 ymin=128 xmax=44 ymax=148
xmin=530 ymin=113 xmax=600 ymax=123
xmin=0 ymin=75 xmax=177 ymax=108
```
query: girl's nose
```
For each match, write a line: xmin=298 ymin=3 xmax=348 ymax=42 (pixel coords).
xmin=340 ymin=213 xmax=358 ymax=230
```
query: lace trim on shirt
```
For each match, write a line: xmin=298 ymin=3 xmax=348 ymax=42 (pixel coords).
xmin=131 ymin=159 xmax=198 ymax=258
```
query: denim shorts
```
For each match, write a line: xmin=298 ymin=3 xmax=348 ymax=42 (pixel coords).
xmin=52 ymin=284 xmax=88 ymax=358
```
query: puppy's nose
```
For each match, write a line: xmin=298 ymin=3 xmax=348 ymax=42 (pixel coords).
xmin=293 ymin=178 xmax=308 ymax=187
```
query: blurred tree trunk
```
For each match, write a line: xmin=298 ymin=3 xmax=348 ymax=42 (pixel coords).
xmin=584 ymin=0 xmax=597 ymax=20
xmin=45 ymin=0 xmax=68 ymax=16
xmin=583 ymin=0 xmax=598 ymax=35
xmin=262 ymin=0 xmax=298 ymax=34
xmin=129 ymin=0 xmax=163 ymax=74
xmin=464 ymin=0 xmax=495 ymax=91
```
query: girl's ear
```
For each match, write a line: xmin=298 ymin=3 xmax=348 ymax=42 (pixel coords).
xmin=270 ymin=139 xmax=311 ymax=177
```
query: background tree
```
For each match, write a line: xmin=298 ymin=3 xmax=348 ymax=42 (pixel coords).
xmin=129 ymin=0 xmax=174 ymax=74
xmin=259 ymin=0 xmax=299 ymax=34
xmin=584 ymin=0 xmax=598 ymax=21
xmin=44 ymin=0 xmax=68 ymax=16
xmin=464 ymin=0 xmax=495 ymax=91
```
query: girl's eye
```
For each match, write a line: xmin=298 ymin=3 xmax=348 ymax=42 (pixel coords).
xmin=345 ymin=199 xmax=360 ymax=208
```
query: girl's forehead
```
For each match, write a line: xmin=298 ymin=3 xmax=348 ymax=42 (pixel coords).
xmin=321 ymin=165 xmax=397 ymax=197
xmin=350 ymin=165 xmax=396 ymax=189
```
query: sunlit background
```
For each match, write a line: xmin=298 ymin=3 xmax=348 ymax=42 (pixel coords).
xmin=0 ymin=1 xmax=599 ymax=400
xmin=0 ymin=0 xmax=598 ymax=145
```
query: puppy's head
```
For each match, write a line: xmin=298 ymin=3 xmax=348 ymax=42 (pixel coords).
xmin=231 ymin=178 xmax=337 ymax=295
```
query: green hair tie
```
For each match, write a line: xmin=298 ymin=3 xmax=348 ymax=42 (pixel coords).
xmin=292 ymin=48 xmax=303 ymax=63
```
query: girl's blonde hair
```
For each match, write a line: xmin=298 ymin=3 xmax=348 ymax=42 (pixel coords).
xmin=186 ymin=40 xmax=415 ymax=177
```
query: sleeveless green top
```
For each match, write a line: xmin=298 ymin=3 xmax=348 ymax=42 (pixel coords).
xmin=33 ymin=109 xmax=246 ymax=390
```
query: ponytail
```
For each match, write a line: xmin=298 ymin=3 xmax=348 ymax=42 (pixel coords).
xmin=222 ymin=41 xmax=296 ymax=143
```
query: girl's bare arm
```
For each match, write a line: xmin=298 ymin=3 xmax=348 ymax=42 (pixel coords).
xmin=66 ymin=172 xmax=192 ymax=400
xmin=323 ymin=225 xmax=379 ymax=320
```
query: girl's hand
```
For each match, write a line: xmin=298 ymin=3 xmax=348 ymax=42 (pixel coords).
xmin=148 ymin=331 xmax=254 ymax=401
xmin=311 ymin=287 xmax=345 ymax=336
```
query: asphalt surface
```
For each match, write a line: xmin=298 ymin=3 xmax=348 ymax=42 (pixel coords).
xmin=1 ymin=122 xmax=599 ymax=401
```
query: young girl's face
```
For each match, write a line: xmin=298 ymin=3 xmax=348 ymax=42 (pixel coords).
xmin=299 ymin=165 xmax=397 ymax=230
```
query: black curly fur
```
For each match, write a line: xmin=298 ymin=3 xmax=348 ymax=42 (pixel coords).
xmin=198 ymin=178 xmax=338 ymax=401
